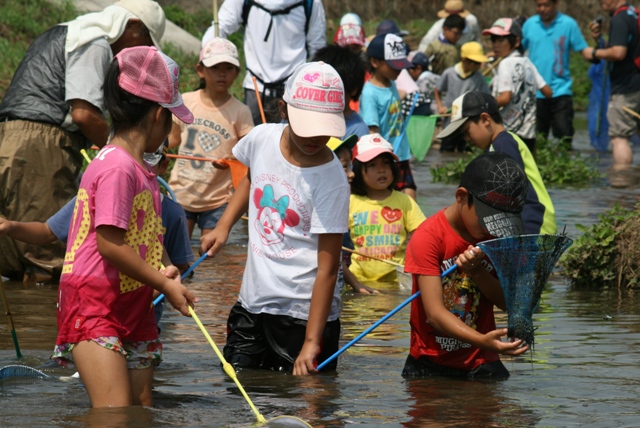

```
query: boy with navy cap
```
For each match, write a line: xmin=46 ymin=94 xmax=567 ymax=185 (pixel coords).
xmin=403 ymin=151 xmax=530 ymax=379
xmin=360 ymin=33 xmax=417 ymax=200
xmin=438 ymin=91 xmax=556 ymax=236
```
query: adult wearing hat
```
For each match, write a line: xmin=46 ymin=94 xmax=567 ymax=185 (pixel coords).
xmin=0 ymin=0 xmax=166 ymax=281
xmin=418 ymin=0 xmax=481 ymax=52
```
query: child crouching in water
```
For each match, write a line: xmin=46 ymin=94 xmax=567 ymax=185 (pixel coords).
xmin=403 ymin=152 xmax=529 ymax=379
xmin=52 ymin=46 xmax=197 ymax=407
xmin=200 ymin=62 xmax=350 ymax=374
xmin=349 ymin=134 xmax=426 ymax=284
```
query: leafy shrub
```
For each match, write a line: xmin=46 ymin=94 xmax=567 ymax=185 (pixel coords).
xmin=561 ymin=203 xmax=640 ymax=289
xmin=430 ymin=135 xmax=602 ymax=186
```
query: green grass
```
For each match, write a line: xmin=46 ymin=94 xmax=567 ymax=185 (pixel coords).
xmin=0 ymin=0 xmax=77 ymax=99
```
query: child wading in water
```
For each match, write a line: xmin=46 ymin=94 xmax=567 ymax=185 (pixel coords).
xmin=349 ymin=134 xmax=426 ymax=284
xmin=52 ymin=46 xmax=197 ymax=407
xmin=169 ymin=37 xmax=254 ymax=239
xmin=201 ymin=62 xmax=350 ymax=375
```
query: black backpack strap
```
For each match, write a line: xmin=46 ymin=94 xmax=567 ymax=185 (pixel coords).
xmin=242 ymin=0 xmax=306 ymax=42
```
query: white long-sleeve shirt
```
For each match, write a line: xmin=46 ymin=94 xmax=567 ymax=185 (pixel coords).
xmin=203 ymin=0 xmax=326 ymax=91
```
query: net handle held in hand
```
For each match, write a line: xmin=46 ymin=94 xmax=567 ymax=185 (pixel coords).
xmin=317 ymin=264 xmax=458 ymax=371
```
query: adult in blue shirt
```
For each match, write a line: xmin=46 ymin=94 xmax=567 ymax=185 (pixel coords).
xmin=522 ymin=0 xmax=595 ymax=149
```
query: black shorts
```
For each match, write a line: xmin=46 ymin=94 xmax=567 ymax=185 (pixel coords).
xmin=223 ymin=302 xmax=341 ymax=372
xmin=401 ymin=354 xmax=510 ymax=379
xmin=396 ymin=160 xmax=417 ymax=191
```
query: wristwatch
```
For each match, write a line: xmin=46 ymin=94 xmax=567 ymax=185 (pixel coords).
xmin=591 ymin=48 xmax=600 ymax=64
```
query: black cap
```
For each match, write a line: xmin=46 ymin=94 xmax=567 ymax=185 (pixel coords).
xmin=376 ymin=19 xmax=409 ymax=36
xmin=437 ymin=91 xmax=500 ymax=139
xmin=410 ymin=52 xmax=430 ymax=68
xmin=460 ymin=152 xmax=528 ymax=238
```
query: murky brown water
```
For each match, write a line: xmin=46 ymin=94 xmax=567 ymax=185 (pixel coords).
xmin=2 ymin=123 xmax=640 ymax=427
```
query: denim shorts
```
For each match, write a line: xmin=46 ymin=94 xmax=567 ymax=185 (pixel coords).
xmin=184 ymin=204 xmax=228 ymax=231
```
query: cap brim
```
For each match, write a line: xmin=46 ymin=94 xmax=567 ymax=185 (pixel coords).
xmin=464 ymin=54 xmax=489 ymax=63
xmin=328 ymin=134 xmax=358 ymax=152
xmin=355 ymin=147 xmax=399 ymax=163
xmin=166 ymin=104 xmax=194 ymax=124
xmin=474 ymin=197 xmax=524 ymax=238
xmin=387 ymin=58 xmax=413 ymax=70
xmin=437 ymin=116 xmax=469 ymax=139
xmin=202 ymin=55 xmax=240 ymax=67
xmin=287 ymin=104 xmax=346 ymax=138
xmin=482 ymin=28 xmax=511 ymax=37
xmin=161 ymin=92 xmax=194 ymax=124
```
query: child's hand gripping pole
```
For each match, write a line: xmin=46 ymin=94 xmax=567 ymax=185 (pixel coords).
xmin=153 ymin=252 xmax=209 ymax=306
xmin=316 ymin=264 xmax=458 ymax=371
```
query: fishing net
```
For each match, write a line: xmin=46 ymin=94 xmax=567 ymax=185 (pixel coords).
xmin=0 ymin=365 xmax=50 ymax=380
xmin=478 ymin=234 xmax=573 ymax=346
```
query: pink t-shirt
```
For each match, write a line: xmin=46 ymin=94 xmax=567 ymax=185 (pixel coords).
xmin=56 ymin=146 xmax=164 ymax=344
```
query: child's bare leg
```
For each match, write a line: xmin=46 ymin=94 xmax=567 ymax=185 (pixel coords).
xmin=187 ymin=219 xmax=196 ymax=239
xmin=129 ymin=366 xmax=155 ymax=406
xmin=72 ymin=340 xmax=131 ymax=407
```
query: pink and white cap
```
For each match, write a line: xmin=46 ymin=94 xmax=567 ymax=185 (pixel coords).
xmin=200 ymin=37 xmax=239 ymax=67
xmin=482 ymin=18 xmax=522 ymax=38
xmin=116 ymin=46 xmax=194 ymax=124
xmin=352 ymin=133 xmax=399 ymax=163
xmin=283 ymin=62 xmax=346 ymax=138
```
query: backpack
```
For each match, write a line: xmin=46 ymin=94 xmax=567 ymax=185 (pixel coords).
xmin=613 ymin=4 xmax=640 ymax=69
xmin=242 ymin=0 xmax=314 ymax=43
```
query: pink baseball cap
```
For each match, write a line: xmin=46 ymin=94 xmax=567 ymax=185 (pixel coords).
xmin=482 ymin=18 xmax=523 ymax=38
xmin=200 ymin=37 xmax=239 ymax=67
xmin=116 ymin=46 xmax=194 ymax=124
xmin=352 ymin=133 xmax=399 ymax=162
xmin=283 ymin=62 xmax=346 ymax=138
xmin=334 ymin=24 xmax=366 ymax=47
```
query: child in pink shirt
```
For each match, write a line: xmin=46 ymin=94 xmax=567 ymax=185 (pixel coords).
xmin=52 ymin=46 xmax=197 ymax=408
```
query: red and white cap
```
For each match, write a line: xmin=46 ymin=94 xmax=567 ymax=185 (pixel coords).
xmin=200 ymin=37 xmax=239 ymax=67
xmin=352 ymin=133 xmax=399 ymax=162
xmin=283 ymin=62 xmax=346 ymax=138
xmin=116 ymin=46 xmax=194 ymax=124
xmin=334 ymin=24 xmax=366 ymax=47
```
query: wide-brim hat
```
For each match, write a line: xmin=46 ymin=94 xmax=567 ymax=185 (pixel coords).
xmin=438 ymin=0 xmax=470 ymax=19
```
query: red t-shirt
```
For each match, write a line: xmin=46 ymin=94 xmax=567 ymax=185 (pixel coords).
xmin=404 ymin=209 xmax=500 ymax=370
xmin=56 ymin=146 xmax=163 ymax=344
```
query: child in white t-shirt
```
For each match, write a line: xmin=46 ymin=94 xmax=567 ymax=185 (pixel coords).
xmin=168 ymin=38 xmax=254 ymax=239
xmin=482 ymin=18 xmax=552 ymax=156
xmin=200 ymin=62 xmax=350 ymax=375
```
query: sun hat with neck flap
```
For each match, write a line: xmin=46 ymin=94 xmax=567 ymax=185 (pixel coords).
xmin=114 ymin=0 xmax=166 ymax=48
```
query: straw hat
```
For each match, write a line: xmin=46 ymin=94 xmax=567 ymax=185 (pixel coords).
xmin=437 ymin=0 xmax=470 ymax=19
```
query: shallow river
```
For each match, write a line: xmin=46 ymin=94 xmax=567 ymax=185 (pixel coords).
xmin=1 ymin=125 xmax=640 ymax=427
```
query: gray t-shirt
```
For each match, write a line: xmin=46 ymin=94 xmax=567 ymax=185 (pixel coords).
xmin=436 ymin=66 xmax=490 ymax=108
xmin=62 ymin=38 xmax=112 ymax=131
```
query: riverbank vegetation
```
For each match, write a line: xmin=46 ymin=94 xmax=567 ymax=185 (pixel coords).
xmin=430 ymin=136 xmax=603 ymax=187
xmin=561 ymin=203 xmax=640 ymax=289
